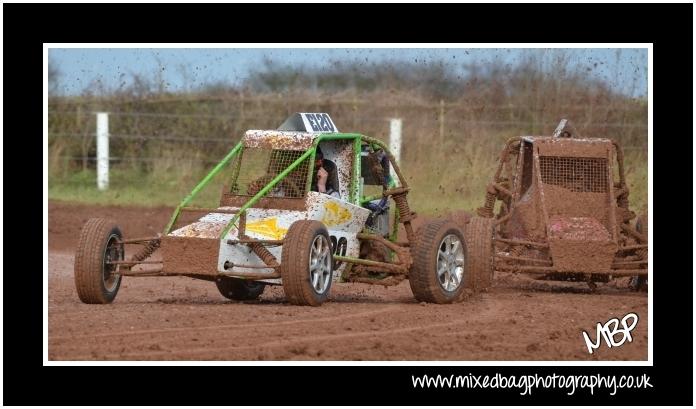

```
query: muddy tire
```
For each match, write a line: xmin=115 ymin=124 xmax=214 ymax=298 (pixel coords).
xmin=74 ymin=218 xmax=124 ymax=304
xmin=409 ymin=219 xmax=467 ymax=304
xmin=446 ymin=211 xmax=472 ymax=233
xmin=215 ymin=277 xmax=265 ymax=301
xmin=281 ymin=220 xmax=333 ymax=306
xmin=464 ymin=216 xmax=495 ymax=291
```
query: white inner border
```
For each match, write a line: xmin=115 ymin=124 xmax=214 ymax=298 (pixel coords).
xmin=43 ymin=43 xmax=652 ymax=366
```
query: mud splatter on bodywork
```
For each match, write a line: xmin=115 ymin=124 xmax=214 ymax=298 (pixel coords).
xmin=243 ymin=130 xmax=316 ymax=151
xmin=169 ymin=208 xmax=237 ymax=239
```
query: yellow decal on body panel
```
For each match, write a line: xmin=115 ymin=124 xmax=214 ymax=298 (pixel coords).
xmin=245 ymin=217 xmax=288 ymax=240
xmin=322 ymin=201 xmax=353 ymax=226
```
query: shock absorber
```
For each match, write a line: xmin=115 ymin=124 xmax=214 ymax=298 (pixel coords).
xmin=122 ymin=238 xmax=161 ymax=269
xmin=477 ymin=183 xmax=497 ymax=218
xmin=391 ymin=188 xmax=416 ymax=243
xmin=247 ymin=240 xmax=279 ymax=268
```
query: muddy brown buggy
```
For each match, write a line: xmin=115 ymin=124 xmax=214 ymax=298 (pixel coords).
xmin=74 ymin=113 xmax=472 ymax=306
xmin=465 ymin=120 xmax=648 ymax=291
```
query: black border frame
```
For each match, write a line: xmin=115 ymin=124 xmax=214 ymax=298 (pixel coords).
xmin=3 ymin=2 xmax=692 ymax=406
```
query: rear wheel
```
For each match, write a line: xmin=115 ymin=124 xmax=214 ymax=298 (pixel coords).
xmin=464 ymin=217 xmax=495 ymax=291
xmin=74 ymin=218 xmax=124 ymax=304
xmin=215 ymin=277 xmax=266 ymax=300
xmin=409 ymin=219 xmax=467 ymax=303
xmin=281 ymin=220 xmax=333 ymax=306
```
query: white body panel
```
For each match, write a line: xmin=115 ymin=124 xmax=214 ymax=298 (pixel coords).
xmin=169 ymin=192 xmax=370 ymax=284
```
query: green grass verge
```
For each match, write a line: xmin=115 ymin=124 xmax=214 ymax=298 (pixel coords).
xmin=49 ymin=169 xmax=222 ymax=208
xmin=49 ymin=151 xmax=647 ymax=217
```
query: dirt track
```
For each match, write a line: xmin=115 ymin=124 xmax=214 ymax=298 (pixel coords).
xmin=48 ymin=201 xmax=648 ymax=361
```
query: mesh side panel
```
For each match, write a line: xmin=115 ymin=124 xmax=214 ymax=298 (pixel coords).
xmin=229 ymin=148 xmax=310 ymax=198
xmin=539 ymin=156 xmax=608 ymax=193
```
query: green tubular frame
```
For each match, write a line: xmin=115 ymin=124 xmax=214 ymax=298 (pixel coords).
xmin=219 ymin=133 xmax=363 ymax=239
xmin=219 ymin=146 xmax=316 ymax=238
xmin=304 ymin=146 xmax=318 ymax=193
xmin=352 ymin=136 xmax=362 ymax=204
xmin=163 ymin=132 xmax=405 ymax=242
xmin=163 ymin=142 xmax=243 ymax=234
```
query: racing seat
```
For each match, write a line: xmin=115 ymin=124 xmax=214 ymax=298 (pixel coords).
xmin=323 ymin=159 xmax=341 ymax=198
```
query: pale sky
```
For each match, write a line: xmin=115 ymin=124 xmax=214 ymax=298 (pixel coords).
xmin=49 ymin=47 xmax=648 ymax=97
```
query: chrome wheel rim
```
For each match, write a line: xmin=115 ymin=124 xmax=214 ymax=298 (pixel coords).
xmin=103 ymin=234 xmax=122 ymax=292
xmin=437 ymin=234 xmax=465 ymax=292
xmin=309 ymin=235 xmax=332 ymax=294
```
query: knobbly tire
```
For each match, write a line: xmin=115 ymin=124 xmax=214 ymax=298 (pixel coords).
xmin=215 ymin=277 xmax=266 ymax=301
xmin=464 ymin=216 xmax=495 ymax=291
xmin=74 ymin=218 xmax=124 ymax=304
xmin=446 ymin=211 xmax=472 ymax=233
xmin=409 ymin=219 xmax=467 ymax=304
xmin=281 ymin=220 xmax=333 ymax=306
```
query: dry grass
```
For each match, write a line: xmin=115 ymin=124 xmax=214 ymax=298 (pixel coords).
xmin=48 ymin=62 xmax=648 ymax=215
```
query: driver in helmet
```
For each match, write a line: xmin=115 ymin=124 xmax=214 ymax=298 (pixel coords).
xmin=311 ymin=148 xmax=340 ymax=198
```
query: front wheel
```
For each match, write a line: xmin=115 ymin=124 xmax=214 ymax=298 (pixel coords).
xmin=281 ymin=220 xmax=333 ymax=306
xmin=464 ymin=217 xmax=495 ymax=291
xmin=409 ymin=219 xmax=467 ymax=303
xmin=74 ymin=218 xmax=124 ymax=304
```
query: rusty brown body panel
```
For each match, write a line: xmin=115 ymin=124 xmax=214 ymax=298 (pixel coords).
xmin=548 ymin=239 xmax=617 ymax=272
xmin=531 ymin=137 xmax=613 ymax=158
xmin=161 ymin=236 xmax=220 ymax=276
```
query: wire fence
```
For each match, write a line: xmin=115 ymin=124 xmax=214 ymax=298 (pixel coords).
xmin=48 ymin=110 xmax=649 ymax=128
xmin=48 ymin=114 xmax=648 ymax=165
xmin=51 ymin=133 xmax=234 ymax=143
xmin=46 ymin=92 xmax=648 ymax=215
xmin=48 ymin=97 xmax=648 ymax=184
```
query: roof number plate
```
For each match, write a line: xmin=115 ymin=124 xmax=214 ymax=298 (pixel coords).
xmin=300 ymin=113 xmax=338 ymax=133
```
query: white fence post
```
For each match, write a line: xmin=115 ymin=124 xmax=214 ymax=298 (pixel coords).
xmin=96 ymin=112 xmax=109 ymax=190
xmin=389 ymin=118 xmax=402 ymax=177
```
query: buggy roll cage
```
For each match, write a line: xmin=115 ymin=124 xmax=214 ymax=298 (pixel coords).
xmin=163 ymin=133 xmax=409 ymax=241
xmin=478 ymin=136 xmax=629 ymax=220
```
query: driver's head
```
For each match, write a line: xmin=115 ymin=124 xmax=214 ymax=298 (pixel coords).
xmin=315 ymin=148 xmax=324 ymax=169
